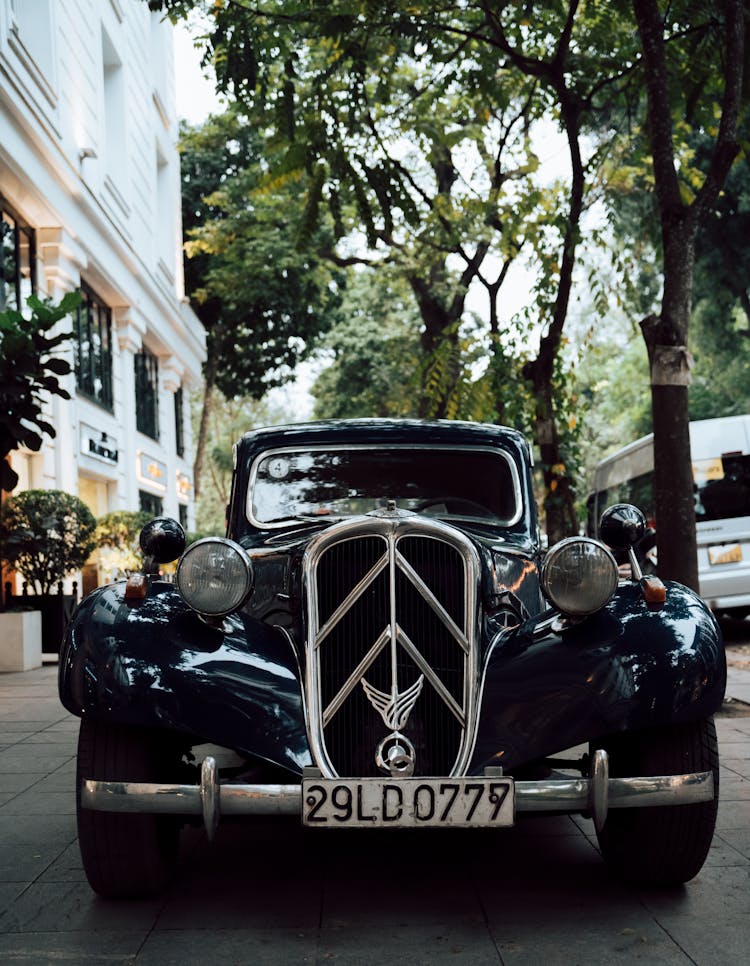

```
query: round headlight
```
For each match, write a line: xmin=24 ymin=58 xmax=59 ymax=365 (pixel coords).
xmin=176 ymin=538 xmax=253 ymax=617
xmin=541 ymin=537 xmax=618 ymax=616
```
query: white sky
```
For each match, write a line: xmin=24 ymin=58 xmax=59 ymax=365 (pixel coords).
xmin=173 ymin=23 xmax=221 ymax=125
xmin=170 ymin=21 xmax=585 ymax=417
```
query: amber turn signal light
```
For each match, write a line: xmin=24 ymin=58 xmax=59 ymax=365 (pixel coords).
xmin=640 ymin=576 xmax=666 ymax=606
xmin=125 ymin=574 xmax=148 ymax=600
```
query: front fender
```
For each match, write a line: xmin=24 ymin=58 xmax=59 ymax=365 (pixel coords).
xmin=469 ymin=581 xmax=726 ymax=773
xmin=59 ymin=581 xmax=312 ymax=774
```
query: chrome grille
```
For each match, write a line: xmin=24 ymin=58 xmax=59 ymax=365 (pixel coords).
xmin=304 ymin=514 xmax=480 ymax=778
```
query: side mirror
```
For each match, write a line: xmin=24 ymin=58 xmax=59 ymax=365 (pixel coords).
xmin=139 ymin=517 xmax=186 ymax=564
xmin=598 ymin=503 xmax=646 ymax=552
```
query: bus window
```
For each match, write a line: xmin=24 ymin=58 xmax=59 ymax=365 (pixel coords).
xmin=695 ymin=454 xmax=750 ymax=522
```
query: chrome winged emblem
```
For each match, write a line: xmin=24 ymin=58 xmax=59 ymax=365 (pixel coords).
xmin=361 ymin=674 xmax=424 ymax=732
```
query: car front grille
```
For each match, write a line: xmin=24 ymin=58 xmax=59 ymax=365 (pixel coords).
xmin=304 ymin=515 xmax=479 ymax=778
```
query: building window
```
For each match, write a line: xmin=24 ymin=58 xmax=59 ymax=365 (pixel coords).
xmin=135 ymin=349 xmax=160 ymax=440
xmin=74 ymin=283 xmax=113 ymax=410
xmin=101 ymin=28 xmax=126 ymax=190
xmin=156 ymin=145 xmax=174 ymax=274
xmin=178 ymin=504 xmax=188 ymax=530
xmin=139 ymin=490 xmax=163 ymax=517
xmin=174 ymin=386 xmax=184 ymax=457
xmin=0 ymin=200 xmax=36 ymax=312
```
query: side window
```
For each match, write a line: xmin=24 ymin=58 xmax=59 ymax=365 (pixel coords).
xmin=139 ymin=490 xmax=163 ymax=517
xmin=174 ymin=386 xmax=184 ymax=457
xmin=135 ymin=349 xmax=160 ymax=440
xmin=0 ymin=201 xmax=36 ymax=312
xmin=74 ymin=284 xmax=113 ymax=410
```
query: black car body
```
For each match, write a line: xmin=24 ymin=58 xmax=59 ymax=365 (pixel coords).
xmin=59 ymin=420 xmax=726 ymax=896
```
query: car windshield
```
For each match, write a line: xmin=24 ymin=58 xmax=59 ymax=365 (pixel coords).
xmin=248 ymin=445 xmax=520 ymax=527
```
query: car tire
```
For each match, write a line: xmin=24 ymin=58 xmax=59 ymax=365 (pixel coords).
xmin=76 ymin=719 xmax=182 ymax=898
xmin=593 ymin=718 xmax=719 ymax=886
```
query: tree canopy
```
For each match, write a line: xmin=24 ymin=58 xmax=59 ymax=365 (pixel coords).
xmin=179 ymin=107 xmax=344 ymax=493
xmin=158 ymin=0 xmax=746 ymax=563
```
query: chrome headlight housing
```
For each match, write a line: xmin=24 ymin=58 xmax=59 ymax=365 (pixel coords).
xmin=176 ymin=538 xmax=253 ymax=617
xmin=541 ymin=537 xmax=618 ymax=616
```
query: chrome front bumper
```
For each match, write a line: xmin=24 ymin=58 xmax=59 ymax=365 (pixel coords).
xmin=80 ymin=751 xmax=715 ymax=840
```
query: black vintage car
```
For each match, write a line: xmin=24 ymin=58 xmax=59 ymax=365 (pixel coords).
xmin=59 ymin=419 xmax=725 ymax=897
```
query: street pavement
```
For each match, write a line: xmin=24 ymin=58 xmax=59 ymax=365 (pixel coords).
xmin=0 ymin=638 xmax=749 ymax=966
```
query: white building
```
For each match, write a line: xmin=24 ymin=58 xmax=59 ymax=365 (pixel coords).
xmin=0 ymin=0 xmax=205 ymax=592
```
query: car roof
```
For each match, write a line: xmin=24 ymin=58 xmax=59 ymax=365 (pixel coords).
xmin=236 ymin=418 xmax=531 ymax=458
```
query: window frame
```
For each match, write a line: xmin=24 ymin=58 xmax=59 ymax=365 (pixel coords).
xmin=0 ymin=198 xmax=36 ymax=313
xmin=174 ymin=385 xmax=185 ymax=457
xmin=139 ymin=489 xmax=163 ymax=517
xmin=135 ymin=348 xmax=160 ymax=441
xmin=74 ymin=282 xmax=114 ymax=412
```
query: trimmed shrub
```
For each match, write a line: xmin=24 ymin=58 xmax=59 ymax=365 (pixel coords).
xmin=0 ymin=489 xmax=96 ymax=594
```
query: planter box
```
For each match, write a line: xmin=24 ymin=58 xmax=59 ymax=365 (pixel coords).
xmin=0 ymin=610 xmax=43 ymax=672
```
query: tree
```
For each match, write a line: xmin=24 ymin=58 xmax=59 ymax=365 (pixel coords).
xmin=0 ymin=292 xmax=80 ymax=493
xmin=689 ymin=135 xmax=750 ymax=419
xmin=0 ymin=490 xmax=96 ymax=595
xmin=154 ymin=0 xmax=637 ymax=543
xmin=313 ymin=268 xmax=428 ymax=419
xmin=190 ymin=388 xmax=297 ymax=533
xmin=180 ymin=109 xmax=344 ymax=496
xmin=156 ymin=1 xmax=743 ymax=555
xmin=94 ymin=510 xmax=152 ymax=579
xmin=631 ymin=0 xmax=744 ymax=588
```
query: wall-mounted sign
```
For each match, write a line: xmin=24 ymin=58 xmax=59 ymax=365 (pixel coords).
xmin=136 ymin=451 xmax=167 ymax=492
xmin=176 ymin=471 xmax=192 ymax=498
xmin=80 ymin=423 xmax=119 ymax=465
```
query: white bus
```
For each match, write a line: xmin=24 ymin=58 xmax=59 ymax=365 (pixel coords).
xmin=590 ymin=414 xmax=750 ymax=616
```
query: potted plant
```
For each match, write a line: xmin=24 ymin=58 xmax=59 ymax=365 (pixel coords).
xmin=0 ymin=489 xmax=96 ymax=656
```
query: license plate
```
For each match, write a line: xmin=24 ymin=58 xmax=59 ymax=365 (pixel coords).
xmin=708 ymin=543 xmax=742 ymax=565
xmin=302 ymin=777 xmax=515 ymax=828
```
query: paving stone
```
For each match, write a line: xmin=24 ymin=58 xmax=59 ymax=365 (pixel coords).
xmin=0 ymin=931 xmax=142 ymax=965
xmin=638 ymin=865 xmax=750 ymax=920
xmin=715 ymin=827 xmax=750 ymax=859
xmin=135 ymin=928 xmax=317 ymax=965
xmin=0 ymin=881 xmax=162 ymax=933
xmin=0 ymin=811 xmax=76 ymax=846
xmin=716 ymin=799 xmax=750 ymax=829
xmin=701 ymin=838 xmax=748 ymax=866
xmin=0 ymin=842 xmax=63 ymax=882
xmin=319 ymin=925 xmax=500 ymax=966
xmin=31 ymin=770 xmax=76 ymax=793
xmin=21 ymin=731 xmax=78 ymax=746
xmin=157 ymin=875 xmax=324 ymax=930
xmin=36 ymin=841 xmax=87 ymax=885
xmin=489 ymin=917 xmax=693 ymax=965
xmin=0 ymin=749 xmax=74 ymax=774
xmin=653 ymin=916 xmax=750 ymax=966
xmin=0 ymin=789 xmax=75 ymax=815
xmin=0 ymin=883 xmax=29 ymax=911
xmin=0 ymin=773 xmax=45 ymax=795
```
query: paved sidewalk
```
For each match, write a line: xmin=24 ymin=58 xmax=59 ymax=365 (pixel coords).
xmin=0 ymin=654 xmax=748 ymax=965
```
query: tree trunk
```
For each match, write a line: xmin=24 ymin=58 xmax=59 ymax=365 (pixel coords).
xmin=527 ymin=373 xmax=579 ymax=545
xmin=633 ymin=0 xmax=743 ymax=590
xmin=640 ymin=215 xmax=699 ymax=590
xmin=409 ymin=276 xmax=462 ymax=419
xmin=193 ymin=354 xmax=218 ymax=501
